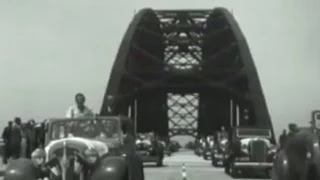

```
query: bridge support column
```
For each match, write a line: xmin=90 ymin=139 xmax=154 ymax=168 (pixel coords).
xmin=136 ymin=90 xmax=168 ymax=137
xmin=198 ymin=89 xmax=230 ymax=136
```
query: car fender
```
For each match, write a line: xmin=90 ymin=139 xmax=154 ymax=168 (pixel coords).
xmin=90 ymin=156 xmax=128 ymax=180
xmin=4 ymin=158 xmax=37 ymax=180
xmin=124 ymin=152 xmax=144 ymax=180
xmin=276 ymin=131 xmax=320 ymax=180
xmin=272 ymin=150 xmax=289 ymax=180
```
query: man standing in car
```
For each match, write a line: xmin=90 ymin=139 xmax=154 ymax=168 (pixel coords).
xmin=66 ymin=93 xmax=94 ymax=118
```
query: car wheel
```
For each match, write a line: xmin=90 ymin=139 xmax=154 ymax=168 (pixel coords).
xmin=265 ymin=168 xmax=272 ymax=178
xmin=224 ymin=162 xmax=230 ymax=174
xmin=156 ymin=156 xmax=163 ymax=167
xmin=212 ymin=159 xmax=218 ymax=167
xmin=211 ymin=158 xmax=217 ymax=166
xmin=229 ymin=163 xmax=238 ymax=178
xmin=167 ymin=151 xmax=171 ymax=156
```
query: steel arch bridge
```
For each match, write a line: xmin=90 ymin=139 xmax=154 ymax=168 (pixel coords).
xmin=100 ymin=8 xmax=275 ymax=142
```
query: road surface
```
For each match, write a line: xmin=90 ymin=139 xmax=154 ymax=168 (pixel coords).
xmin=0 ymin=150 xmax=270 ymax=180
xmin=144 ymin=150 xmax=270 ymax=180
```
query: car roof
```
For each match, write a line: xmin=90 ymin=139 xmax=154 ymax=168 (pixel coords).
xmin=46 ymin=116 xmax=122 ymax=123
xmin=232 ymin=127 xmax=272 ymax=139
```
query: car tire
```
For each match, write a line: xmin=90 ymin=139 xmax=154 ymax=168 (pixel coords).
xmin=211 ymin=155 xmax=216 ymax=166
xmin=211 ymin=158 xmax=217 ymax=166
xmin=156 ymin=156 xmax=163 ymax=167
xmin=167 ymin=151 xmax=171 ymax=156
xmin=229 ymin=162 xmax=239 ymax=178
xmin=224 ymin=161 xmax=230 ymax=174
xmin=265 ymin=168 xmax=272 ymax=178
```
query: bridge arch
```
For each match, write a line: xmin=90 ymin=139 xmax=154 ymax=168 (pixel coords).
xmin=100 ymin=8 xmax=275 ymax=142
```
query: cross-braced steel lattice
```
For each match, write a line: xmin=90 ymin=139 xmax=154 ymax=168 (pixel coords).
xmin=157 ymin=10 xmax=209 ymax=71
xmin=167 ymin=93 xmax=199 ymax=137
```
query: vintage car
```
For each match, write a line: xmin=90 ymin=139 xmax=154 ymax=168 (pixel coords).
xmin=3 ymin=116 xmax=145 ymax=180
xmin=224 ymin=127 xmax=276 ymax=178
xmin=194 ymin=137 xmax=205 ymax=156
xmin=170 ymin=140 xmax=181 ymax=152
xmin=164 ymin=140 xmax=181 ymax=155
xmin=202 ymin=136 xmax=214 ymax=160
xmin=272 ymin=129 xmax=320 ymax=180
xmin=160 ymin=141 xmax=171 ymax=156
xmin=135 ymin=133 xmax=164 ymax=166
xmin=185 ymin=141 xmax=195 ymax=150
xmin=211 ymin=132 xmax=228 ymax=167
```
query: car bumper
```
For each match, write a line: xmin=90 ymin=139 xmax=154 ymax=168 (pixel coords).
xmin=140 ymin=156 xmax=160 ymax=162
xmin=233 ymin=162 xmax=273 ymax=168
xmin=212 ymin=154 xmax=225 ymax=165
xmin=213 ymin=154 xmax=225 ymax=159
xmin=137 ymin=150 xmax=150 ymax=156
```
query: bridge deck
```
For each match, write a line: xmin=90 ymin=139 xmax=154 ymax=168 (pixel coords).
xmin=0 ymin=150 xmax=269 ymax=180
xmin=145 ymin=150 xmax=269 ymax=180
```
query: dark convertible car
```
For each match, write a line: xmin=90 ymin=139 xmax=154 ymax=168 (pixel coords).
xmin=211 ymin=132 xmax=228 ymax=167
xmin=136 ymin=133 xmax=164 ymax=167
xmin=272 ymin=128 xmax=320 ymax=180
xmin=224 ymin=127 xmax=276 ymax=178
xmin=3 ymin=116 xmax=145 ymax=180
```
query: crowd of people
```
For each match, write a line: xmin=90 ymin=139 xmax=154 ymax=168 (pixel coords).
xmin=1 ymin=117 xmax=46 ymax=164
xmin=278 ymin=123 xmax=300 ymax=149
xmin=1 ymin=92 xmax=95 ymax=164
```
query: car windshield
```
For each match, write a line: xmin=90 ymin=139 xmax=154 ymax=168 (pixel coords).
xmin=49 ymin=117 xmax=123 ymax=148
xmin=236 ymin=128 xmax=271 ymax=139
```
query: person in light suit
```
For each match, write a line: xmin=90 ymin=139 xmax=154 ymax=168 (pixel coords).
xmin=66 ymin=93 xmax=94 ymax=118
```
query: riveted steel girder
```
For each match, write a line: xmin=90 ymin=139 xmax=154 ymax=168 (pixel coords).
xmin=100 ymin=8 xmax=275 ymax=142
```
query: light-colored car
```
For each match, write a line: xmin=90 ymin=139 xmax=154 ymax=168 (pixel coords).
xmin=3 ymin=116 xmax=144 ymax=180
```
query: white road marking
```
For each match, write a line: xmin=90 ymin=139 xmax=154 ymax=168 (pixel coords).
xmin=182 ymin=163 xmax=187 ymax=180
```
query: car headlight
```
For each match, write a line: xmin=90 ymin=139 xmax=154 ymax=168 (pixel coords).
xmin=209 ymin=141 xmax=214 ymax=147
xmin=220 ymin=147 xmax=226 ymax=152
xmin=241 ymin=144 xmax=248 ymax=154
xmin=85 ymin=154 xmax=98 ymax=164
xmin=84 ymin=148 xmax=99 ymax=164
xmin=31 ymin=148 xmax=46 ymax=166
xmin=241 ymin=144 xmax=248 ymax=150
xmin=268 ymin=147 xmax=277 ymax=154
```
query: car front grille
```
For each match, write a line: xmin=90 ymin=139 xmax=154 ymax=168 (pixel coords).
xmin=51 ymin=147 xmax=79 ymax=160
xmin=249 ymin=140 xmax=267 ymax=162
xmin=136 ymin=143 xmax=150 ymax=151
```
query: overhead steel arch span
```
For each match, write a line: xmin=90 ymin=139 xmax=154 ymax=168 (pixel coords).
xmin=100 ymin=8 xmax=275 ymax=142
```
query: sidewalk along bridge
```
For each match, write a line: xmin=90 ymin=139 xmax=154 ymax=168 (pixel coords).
xmin=99 ymin=8 xmax=275 ymax=142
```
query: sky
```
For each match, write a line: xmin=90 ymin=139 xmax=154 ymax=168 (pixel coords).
xmin=0 ymin=0 xmax=319 ymax=139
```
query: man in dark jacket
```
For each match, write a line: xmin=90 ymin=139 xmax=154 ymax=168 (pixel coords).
xmin=2 ymin=121 xmax=13 ymax=163
xmin=279 ymin=129 xmax=287 ymax=149
xmin=26 ymin=119 xmax=37 ymax=158
xmin=225 ymin=139 xmax=242 ymax=174
xmin=11 ymin=117 xmax=22 ymax=159
xmin=288 ymin=123 xmax=299 ymax=137
xmin=35 ymin=122 xmax=46 ymax=148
